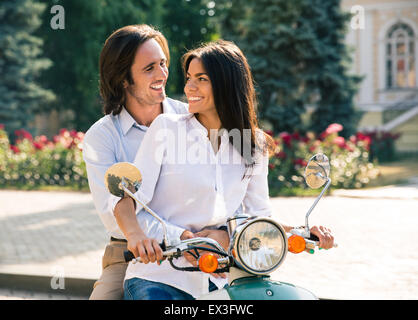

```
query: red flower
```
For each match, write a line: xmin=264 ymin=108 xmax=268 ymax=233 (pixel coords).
xmin=279 ymin=132 xmax=292 ymax=147
xmin=10 ymin=145 xmax=20 ymax=153
xmin=59 ymin=128 xmax=68 ymax=135
xmin=265 ymin=130 xmax=273 ymax=137
xmin=276 ymin=151 xmax=287 ymax=159
xmin=0 ymin=124 xmax=4 ymax=130
xmin=15 ymin=129 xmax=33 ymax=141
xmin=69 ymin=129 xmax=78 ymax=138
xmin=293 ymin=158 xmax=308 ymax=167
xmin=33 ymin=142 xmax=43 ymax=150
xmin=268 ymin=163 xmax=275 ymax=170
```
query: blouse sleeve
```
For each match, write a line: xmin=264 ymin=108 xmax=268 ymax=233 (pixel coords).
xmin=242 ymin=150 xmax=273 ymax=218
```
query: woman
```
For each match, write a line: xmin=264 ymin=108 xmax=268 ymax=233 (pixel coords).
xmin=122 ymin=40 xmax=334 ymax=300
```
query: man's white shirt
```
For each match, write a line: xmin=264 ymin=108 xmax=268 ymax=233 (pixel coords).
xmin=82 ymin=98 xmax=189 ymax=240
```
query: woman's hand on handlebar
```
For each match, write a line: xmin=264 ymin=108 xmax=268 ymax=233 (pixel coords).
xmin=126 ymin=231 xmax=164 ymax=264
xmin=310 ymin=225 xmax=334 ymax=249
xmin=194 ymin=228 xmax=229 ymax=279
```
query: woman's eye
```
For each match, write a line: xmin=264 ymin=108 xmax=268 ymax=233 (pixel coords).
xmin=199 ymin=77 xmax=207 ymax=81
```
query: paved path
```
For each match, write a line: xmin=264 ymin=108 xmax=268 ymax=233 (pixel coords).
xmin=0 ymin=179 xmax=417 ymax=300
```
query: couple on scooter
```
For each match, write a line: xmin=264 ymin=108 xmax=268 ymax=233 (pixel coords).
xmin=83 ymin=24 xmax=335 ymax=300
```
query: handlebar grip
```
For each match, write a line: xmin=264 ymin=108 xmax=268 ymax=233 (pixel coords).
xmin=124 ymin=250 xmax=135 ymax=262
xmin=123 ymin=241 xmax=166 ymax=263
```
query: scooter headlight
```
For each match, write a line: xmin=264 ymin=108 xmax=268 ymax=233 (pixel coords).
xmin=233 ymin=218 xmax=288 ymax=275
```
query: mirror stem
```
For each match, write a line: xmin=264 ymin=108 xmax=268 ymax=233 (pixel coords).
xmin=121 ymin=179 xmax=170 ymax=247
xmin=304 ymin=176 xmax=331 ymax=236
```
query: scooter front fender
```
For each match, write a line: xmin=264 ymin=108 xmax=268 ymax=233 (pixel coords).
xmin=198 ymin=276 xmax=318 ymax=300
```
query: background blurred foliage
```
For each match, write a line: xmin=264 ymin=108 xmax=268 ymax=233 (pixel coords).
xmin=2 ymin=0 xmax=361 ymax=141
xmin=0 ymin=0 xmax=55 ymax=139
xmin=34 ymin=0 xmax=217 ymax=132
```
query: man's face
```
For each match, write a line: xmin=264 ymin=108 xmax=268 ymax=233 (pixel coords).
xmin=124 ymin=38 xmax=169 ymax=107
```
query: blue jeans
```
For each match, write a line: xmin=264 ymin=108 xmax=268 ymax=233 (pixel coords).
xmin=124 ymin=278 xmax=194 ymax=300
xmin=123 ymin=278 xmax=219 ymax=300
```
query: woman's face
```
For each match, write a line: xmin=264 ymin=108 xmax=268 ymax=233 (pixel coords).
xmin=184 ymin=58 xmax=215 ymax=115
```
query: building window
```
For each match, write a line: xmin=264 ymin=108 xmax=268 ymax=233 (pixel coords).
xmin=386 ymin=23 xmax=415 ymax=88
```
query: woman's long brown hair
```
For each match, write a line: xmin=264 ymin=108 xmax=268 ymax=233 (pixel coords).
xmin=182 ymin=40 xmax=274 ymax=176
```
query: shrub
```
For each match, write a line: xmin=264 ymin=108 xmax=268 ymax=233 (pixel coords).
xmin=0 ymin=126 xmax=88 ymax=190
xmin=356 ymin=130 xmax=401 ymax=163
xmin=267 ymin=123 xmax=380 ymax=196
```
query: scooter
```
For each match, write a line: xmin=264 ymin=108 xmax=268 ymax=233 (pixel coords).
xmin=104 ymin=153 xmax=337 ymax=300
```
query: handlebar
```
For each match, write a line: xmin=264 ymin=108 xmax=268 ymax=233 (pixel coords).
xmin=123 ymin=237 xmax=228 ymax=265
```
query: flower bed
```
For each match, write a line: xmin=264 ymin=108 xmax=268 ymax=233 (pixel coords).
xmin=1 ymin=123 xmax=383 ymax=195
xmin=267 ymin=123 xmax=380 ymax=196
xmin=0 ymin=126 xmax=88 ymax=190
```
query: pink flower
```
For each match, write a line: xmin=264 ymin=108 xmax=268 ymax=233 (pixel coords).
xmin=0 ymin=124 xmax=4 ymax=130
xmin=38 ymin=135 xmax=49 ymax=144
xmin=326 ymin=123 xmax=343 ymax=135
xmin=333 ymin=136 xmax=346 ymax=149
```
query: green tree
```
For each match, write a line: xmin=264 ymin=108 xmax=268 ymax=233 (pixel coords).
xmin=161 ymin=0 xmax=218 ymax=98
xmin=37 ymin=0 xmax=218 ymax=131
xmin=217 ymin=0 xmax=361 ymax=137
xmin=0 ymin=0 xmax=55 ymax=138
xmin=37 ymin=0 xmax=165 ymax=132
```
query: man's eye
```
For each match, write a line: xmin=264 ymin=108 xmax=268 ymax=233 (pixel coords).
xmin=146 ymin=67 xmax=153 ymax=72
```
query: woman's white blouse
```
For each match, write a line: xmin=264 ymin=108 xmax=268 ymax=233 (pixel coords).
xmin=124 ymin=113 xmax=272 ymax=298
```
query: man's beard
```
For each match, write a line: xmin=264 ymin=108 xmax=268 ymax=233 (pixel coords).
xmin=126 ymin=84 xmax=166 ymax=106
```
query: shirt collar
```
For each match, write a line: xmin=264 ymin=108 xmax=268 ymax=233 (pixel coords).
xmin=189 ymin=114 xmax=229 ymax=141
xmin=119 ymin=106 xmax=138 ymax=136
xmin=120 ymin=99 xmax=177 ymax=136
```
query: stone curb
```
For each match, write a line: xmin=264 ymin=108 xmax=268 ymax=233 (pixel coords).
xmin=0 ymin=272 xmax=94 ymax=298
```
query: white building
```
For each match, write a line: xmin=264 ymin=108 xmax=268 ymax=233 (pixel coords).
xmin=342 ymin=0 xmax=418 ymax=152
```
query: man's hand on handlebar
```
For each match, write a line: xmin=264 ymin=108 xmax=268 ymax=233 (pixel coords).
xmin=126 ymin=231 xmax=164 ymax=265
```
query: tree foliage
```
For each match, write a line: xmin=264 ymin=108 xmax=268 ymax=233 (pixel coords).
xmin=0 ymin=0 xmax=55 ymax=138
xmin=36 ymin=0 xmax=161 ymax=132
xmin=36 ymin=0 xmax=216 ymax=132
xmin=217 ymin=0 xmax=361 ymax=137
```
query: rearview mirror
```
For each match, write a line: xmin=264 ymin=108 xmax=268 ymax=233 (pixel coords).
xmin=304 ymin=153 xmax=330 ymax=189
xmin=104 ymin=162 xmax=142 ymax=197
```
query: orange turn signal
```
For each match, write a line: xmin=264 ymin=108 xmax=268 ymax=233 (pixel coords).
xmin=198 ymin=253 xmax=219 ymax=273
xmin=288 ymin=235 xmax=306 ymax=254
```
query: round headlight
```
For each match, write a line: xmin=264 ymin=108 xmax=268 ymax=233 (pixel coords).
xmin=234 ymin=218 xmax=288 ymax=275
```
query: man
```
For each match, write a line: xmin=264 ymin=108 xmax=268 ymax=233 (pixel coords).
xmin=83 ymin=25 xmax=229 ymax=300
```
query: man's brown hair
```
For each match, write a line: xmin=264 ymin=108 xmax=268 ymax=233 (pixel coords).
xmin=99 ymin=24 xmax=170 ymax=115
